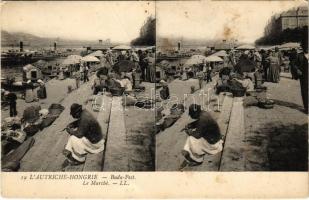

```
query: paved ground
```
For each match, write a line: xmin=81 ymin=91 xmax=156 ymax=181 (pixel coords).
xmin=123 ymin=83 xmax=155 ymax=171
xmin=1 ymin=77 xmax=77 ymax=121
xmin=156 ymin=73 xmax=308 ymax=171
xmin=103 ymin=82 xmax=155 ymax=171
xmin=244 ymin=74 xmax=308 ymax=171
xmin=15 ymin=77 xmax=155 ymax=172
xmin=156 ymin=77 xmax=222 ymax=171
xmin=19 ymin=75 xmax=97 ymax=171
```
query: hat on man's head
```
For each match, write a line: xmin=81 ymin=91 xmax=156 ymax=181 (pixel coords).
xmin=188 ymin=104 xmax=202 ymax=119
xmin=70 ymin=103 xmax=82 ymax=116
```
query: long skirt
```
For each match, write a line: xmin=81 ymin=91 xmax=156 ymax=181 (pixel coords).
xmin=267 ymin=63 xmax=280 ymax=83
xmin=65 ymin=135 xmax=105 ymax=162
xmin=58 ymin=71 xmax=64 ymax=80
xmin=149 ymin=67 xmax=156 ymax=83
xmin=183 ymin=136 xmax=223 ymax=163
xmin=37 ymin=86 xmax=47 ymax=99
xmin=25 ymin=89 xmax=34 ymax=103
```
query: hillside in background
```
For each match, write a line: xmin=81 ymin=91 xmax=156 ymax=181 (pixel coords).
xmin=1 ymin=30 xmax=107 ymax=47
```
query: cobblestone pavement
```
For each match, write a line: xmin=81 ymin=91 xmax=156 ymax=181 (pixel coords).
xmin=244 ymin=75 xmax=308 ymax=171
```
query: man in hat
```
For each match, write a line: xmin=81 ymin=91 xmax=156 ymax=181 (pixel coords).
xmin=295 ymin=36 xmax=308 ymax=113
xmin=6 ymin=91 xmax=17 ymax=117
xmin=180 ymin=104 xmax=223 ymax=169
xmin=63 ymin=103 xmax=104 ymax=166
xmin=159 ymin=80 xmax=170 ymax=100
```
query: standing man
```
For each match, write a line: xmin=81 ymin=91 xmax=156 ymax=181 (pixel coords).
xmin=79 ymin=63 xmax=84 ymax=82
xmin=260 ymin=49 xmax=269 ymax=81
xmin=84 ymin=63 xmax=90 ymax=82
xmin=289 ymin=48 xmax=298 ymax=80
xmin=206 ymin=65 xmax=212 ymax=83
xmin=74 ymin=70 xmax=81 ymax=89
xmin=138 ymin=50 xmax=147 ymax=81
xmin=296 ymin=38 xmax=308 ymax=113
xmin=196 ymin=70 xmax=204 ymax=89
xmin=6 ymin=91 xmax=17 ymax=117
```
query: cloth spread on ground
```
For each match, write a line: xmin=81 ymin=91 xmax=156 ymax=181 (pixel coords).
xmin=2 ymin=137 xmax=35 ymax=171
xmin=65 ymin=135 xmax=105 ymax=162
xmin=40 ymin=104 xmax=65 ymax=129
xmin=183 ymin=136 xmax=223 ymax=163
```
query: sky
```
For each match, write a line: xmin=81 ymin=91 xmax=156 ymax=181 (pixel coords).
xmin=156 ymin=0 xmax=307 ymax=43
xmin=1 ymin=1 xmax=154 ymax=43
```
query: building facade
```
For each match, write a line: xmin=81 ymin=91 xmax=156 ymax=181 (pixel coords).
xmin=280 ymin=6 xmax=308 ymax=30
xmin=263 ymin=6 xmax=308 ymax=38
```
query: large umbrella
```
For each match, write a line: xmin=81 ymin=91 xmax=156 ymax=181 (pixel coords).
xmin=236 ymin=44 xmax=255 ymax=50
xmin=184 ymin=55 xmax=207 ymax=66
xmin=112 ymin=45 xmax=131 ymax=50
xmin=159 ymin=60 xmax=170 ymax=68
xmin=62 ymin=55 xmax=82 ymax=65
xmin=234 ymin=55 xmax=256 ymax=73
xmin=33 ymin=60 xmax=47 ymax=68
xmin=205 ymin=55 xmax=223 ymax=62
xmin=81 ymin=55 xmax=100 ymax=62
xmin=96 ymin=67 xmax=109 ymax=77
xmin=23 ymin=64 xmax=37 ymax=72
xmin=212 ymin=50 xmax=228 ymax=57
xmin=88 ymin=50 xmax=104 ymax=57
xmin=113 ymin=60 xmax=135 ymax=73
xmin=279 ymin=42 xmax=300 ymax=50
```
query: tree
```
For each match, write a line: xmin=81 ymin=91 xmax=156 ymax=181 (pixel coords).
xmin=131 ymin=17 xmax=155 ymax=46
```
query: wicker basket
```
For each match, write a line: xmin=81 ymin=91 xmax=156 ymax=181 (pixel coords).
xmin=110 ymin=87 xmax=125 ymax=96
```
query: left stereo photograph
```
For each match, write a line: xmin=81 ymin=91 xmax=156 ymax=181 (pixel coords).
xmin=1 ymin=1 xmax=156 ymax=172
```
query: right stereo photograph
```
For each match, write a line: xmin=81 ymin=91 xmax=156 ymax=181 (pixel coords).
xmin=155 ymin=0 xmax=308 ymax=171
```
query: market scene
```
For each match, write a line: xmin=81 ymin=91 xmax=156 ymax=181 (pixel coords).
xmin=155 ymin=1 xmax=308 ymax=171
xmin=1 ymin=2 xmax=156 ymax=171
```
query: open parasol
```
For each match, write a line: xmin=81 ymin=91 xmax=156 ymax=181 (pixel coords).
xmin=205 ymin=55 xmax=223 ymax=62
xmin=88 ymin=50 xmax=104 ymax=58
xmin=81 ymin=55 xmax=100 ymax=62
xmin=212 ymin=50 xmax=228 ymax=57
xmin=234 ymin=55 xmax=256 ymax=73
xmin=33 ymin=60 xmax=47 ymax=68
xmin=62 ymin=55 xmax=82 ymax=65
xmin=113 ymin=60 xmax=135 ymax=73
xmin=184 ymin=55 xmax=207 ymax=66
xmin=236 ymin=44 xmax=256 ymax=50
xmin=279 ymin=42 xmax=300 ymax=50
xmin=112 ymin=45 xmax=131 ymax=50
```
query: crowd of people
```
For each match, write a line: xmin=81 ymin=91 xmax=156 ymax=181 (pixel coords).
xmin=160 ymin=42 xmax=308 ymax=169
xmin=1 ymin=46 xmax=157 ymax=169
xmin=62 ymin=47 xmax=156 ymax=167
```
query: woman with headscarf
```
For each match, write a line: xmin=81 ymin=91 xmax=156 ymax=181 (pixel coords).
xmin=63 ymin=103 xmax=104 ymax=166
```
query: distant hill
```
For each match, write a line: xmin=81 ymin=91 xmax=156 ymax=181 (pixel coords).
xmin=1 ymin=30 xmax=109 ymax=47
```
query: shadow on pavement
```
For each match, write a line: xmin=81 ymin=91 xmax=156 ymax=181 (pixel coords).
xmin=272 ymin=99 xmax=305 ymax=113
xmin=266 ymin=123 xmax=308 ymax=171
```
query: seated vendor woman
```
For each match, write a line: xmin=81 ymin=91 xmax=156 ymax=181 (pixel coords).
xmin=180 ymin=104 xmax=223 ymax=169
xmin=63 ymin=103 xmax=105 ymax=166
